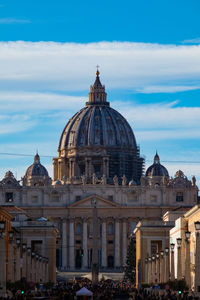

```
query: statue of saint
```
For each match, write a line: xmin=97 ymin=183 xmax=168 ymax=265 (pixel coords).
xmin=122 ymin=174 xmax=127 ymax=186
xmin=113 ymin=175 xmax=118 ymax=186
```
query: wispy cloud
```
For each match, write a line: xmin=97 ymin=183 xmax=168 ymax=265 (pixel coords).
xmin=0 ymin=41 xmax=199 ymax=92
xmin=181 ymin=38 xmax=200 ymax=44
xmin=135 ymin=85 xmax=200 ymax=94
xmin=0 ymin=18 xmax=30 ymax=24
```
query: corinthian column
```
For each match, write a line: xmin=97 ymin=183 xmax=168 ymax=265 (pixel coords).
xmin=101 ymin=219 xmax=107 ymax=268
xmin=114 ymin=219 xmax=120 ymax=268
xmin=82 ymin=219 xmax=88 ymax=269
xmin=122 ymin=220 xmax=127 ymax=266
xmin=69 ymin=219 xmax=75 ymax=269
xmin=62 ymin=219 xmax=67 ymax=270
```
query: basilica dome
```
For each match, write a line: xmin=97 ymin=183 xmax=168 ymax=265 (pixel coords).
xmin=25 ymin=153 xmax=49 ymax=177
xmin=53 ymin=71 xmax=144 ymax=184
xmin=23 ymin=153 xmax=51 ymax=186
xmin=145 ymin=152 xmax=169 ymax=177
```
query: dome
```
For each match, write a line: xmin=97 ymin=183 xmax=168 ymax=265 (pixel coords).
xmin=53 ymin=71 xmax=144 ymax=184
xmin=145 ymin=152 xmax=169 ymax=177
xmin=59 ymin=72 xmax=136 ymax=151
xmin=25 ymin=153 xmax=49 ymax=177
xmin=59 ymin=105 xmax=136 ymax=150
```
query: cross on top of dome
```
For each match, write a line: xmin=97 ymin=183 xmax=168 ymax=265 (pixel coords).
xmin=87 ymin=68 xmax=109 ymax=106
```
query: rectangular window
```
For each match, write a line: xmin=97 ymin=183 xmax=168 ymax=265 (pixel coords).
xmin=108 ymin=240 xmax=113 ymax=244
xmin=76 ymin=195 xmax=81 ymax=202
xmin=5 ymin=192 xmax=13 ymax=202
xmin=108 ymin=195 xmax=113 ymax=202
xmin=176 ymin=192 xmax=184 ymax=202
xmin=31 ymin=195 xmax=38 ymax=203
xmin=150 ymin=195 xmax=157 ymax=203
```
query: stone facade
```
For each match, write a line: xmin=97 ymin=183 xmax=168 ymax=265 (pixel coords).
xmin=0 ymin=73 xmax=198 ymax=273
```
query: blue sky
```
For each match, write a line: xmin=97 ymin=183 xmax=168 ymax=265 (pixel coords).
xmin=0 ymin=0 xmax=200 ymax=185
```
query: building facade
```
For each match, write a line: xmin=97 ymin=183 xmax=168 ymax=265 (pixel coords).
xmin=0 ymin=72 xmax=198 ymax=272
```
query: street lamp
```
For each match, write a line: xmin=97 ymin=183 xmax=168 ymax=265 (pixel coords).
xmin=165 ymin=248 xmax=169 ymax=282
xmin=16 ymin=238 xmax=21 ymax=247
xmin=170 ymin=244 xmax=175 ymax=281
xmin=185 ymin=231 xmax=191 ymax=241
xmin=177 ymin=238 xmax=182 ymax=280
xmin=195 ymin=221 xmax=200 ymax=231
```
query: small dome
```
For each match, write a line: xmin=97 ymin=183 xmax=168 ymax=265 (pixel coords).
xmin=25 ymin=153 xmax=49 ymax=177
xmin=146 ymin=152 xmax=169 ymax=177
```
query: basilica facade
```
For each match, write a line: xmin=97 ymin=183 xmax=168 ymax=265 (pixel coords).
xmin=0 ymin=72 xmax=198 ymax=271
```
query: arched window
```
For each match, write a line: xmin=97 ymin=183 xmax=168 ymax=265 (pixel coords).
xmin=108 ymin=223 xmax=114 ymax=235
xmin=76 ymin=223 xmax=82 ymax=235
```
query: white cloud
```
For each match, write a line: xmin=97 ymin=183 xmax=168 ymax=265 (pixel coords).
xmin=136 ymin=85 xmax=200 ymax=94
xmin=0 ymin=114 xmax=36 ymax=134
xmin=0 ymin=41 xmax=199 ymax=92
xmin=0 ymin=18 xmax=30 ymax=24
xmin=182 ymin=38 xmax=200 ymax=44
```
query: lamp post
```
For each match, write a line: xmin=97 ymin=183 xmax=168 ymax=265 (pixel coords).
xmin=152 ymin=255 xmax=156 ymax=284
xmin=15 ymin=237 xmax=21 ymax=281
xmin=0 ymin=221 xmax=6 ymax=298
xmin=8 ymin=231 xmax=14 ymax=282
xmin=148 ymin=257 xmax=152 ymax=284
xmin=170 ymin=243 xmax=175 ymax=281
xmin=160 ymin=251 xmax=164 ymax=283
xmin=156 ymin=253 xmax=160 ymax=283
xmin=165 ymin=247 xmax=169 ymax=283
xmin=177 ymin=238 xmax=182 ymax=280
xmin=27 ymin=247 xmax=31 ymax=281
xmin=92 ymin=197 xmax=99 ymax=284
xmin=22 ymin=243 xmax=27 ymax=279
xmin=185 ymin=231 xmax=191 ymax=288
xmin=194 ymin=221 xmax=200 ymax=293
xmin=145 ymin=258 xmax=148 ymax=284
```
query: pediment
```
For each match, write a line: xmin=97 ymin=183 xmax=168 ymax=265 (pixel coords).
xmin=68 ymin=194 xmax=120 ymax=208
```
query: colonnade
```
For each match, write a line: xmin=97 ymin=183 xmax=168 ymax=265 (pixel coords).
xmin=61 ymin=217 xmax=128 ymax=270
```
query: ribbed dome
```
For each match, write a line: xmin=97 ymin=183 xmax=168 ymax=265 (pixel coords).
xmin=25 ymin=153 xmax=49 ymax=177
xmin=145 ymin=153 xmax=169 ymax=177
xmin=59 ymin=105 xmax=137 ymax=150
xmin=59 ymin=70 xmax=136 ymax=151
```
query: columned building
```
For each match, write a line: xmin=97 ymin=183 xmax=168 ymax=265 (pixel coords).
xmin=0 ymin=72 xmax=198 ymax=272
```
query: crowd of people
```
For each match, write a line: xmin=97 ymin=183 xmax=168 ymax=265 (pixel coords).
xmin=4 ymin=279 xmax=200 ymax=299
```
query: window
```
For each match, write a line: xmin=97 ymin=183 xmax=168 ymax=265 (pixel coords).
xmin=176 ymin=192 xmax=184 ymax=202
xmin=31 ymin=195 xmax=38 ymax=203
xmin=108 ymin=240 xmax=113 ymax=244
xmin=128 ymin=192 xmax=138 ymax=202
xmin=76 ymin=240 xmax=81 ymax=244
xmin=150 ymin=195 xmax=157 ymax=203
xmin=76 ymin=223 xmax=81 ymax=235
xmin=76 ymin=195 xmax=81 ymax=202
xmin=108 ymin=195 xmax=113 ymax=202
xmin=5 ymin=192 xmax=13 ymax=202
xmin=51 ymin=191 xmax=60 ymax=202
xmin=108 ymin=223 xmax=114 ymax=235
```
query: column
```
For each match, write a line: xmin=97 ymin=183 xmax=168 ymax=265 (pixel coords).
xmin=82 ymin=219 xmax=88 ymax=269
xmin=122 ymin=220 xmax=127 ymax=266
xmin=22 ymin=250 xmax=27 ymax=279
xmin=114 ymin=219 xmax=120 ymax=268
xmin=177 ymin=245 xmax=182 ymax=280
xmin=185 ymin=239 xmax=191 ymax=288
xmin=31 ymin=253 xmax=35 ymax=282
xmin=69 ymin=219 xmax=75 ymax=269
xmin=148 ymin=257 xmax=152 ymax=284
xmin=170 ymin=247 xmax=175 ymax=281
xmin=101 ymin=219 xmax=107 ymax=268
xmin=26 ymin=248 xmax=31 ymax=282
xmin=195 ymin=231 xmax=200 ymax=292
xmin=62 ymin=219 xmax=67 ymax=270
xmin=8 ymin=241 xmax=14 ymax=282
xmin=0 ymin=233 xmax=6 ymax=298
xmin=160 ymin=252 xmax=164 ymax=283
xmin=85 ymin=158 xmax=88 ymax=178
xmin=15 ymin=246 xmax=21 ymax=281
xmin=152 ymin=256 xmax=156 ymax=283
xmin=164 ymin=248 xmax=169 ymax=282
xmin=145 ymin=258 xmax=148 ymax=284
